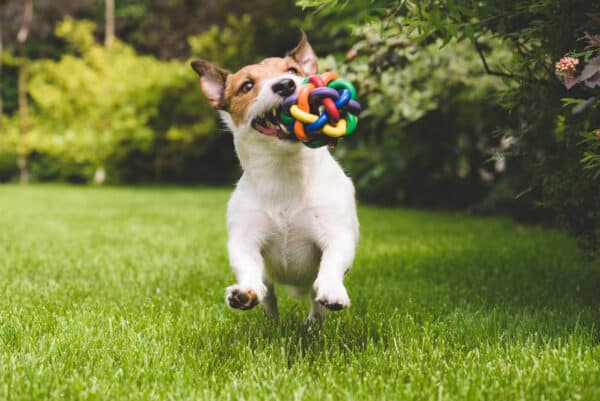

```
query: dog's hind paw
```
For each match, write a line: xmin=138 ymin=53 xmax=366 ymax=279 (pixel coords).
xmin=225 ymin=284 xmax=264 ymax=310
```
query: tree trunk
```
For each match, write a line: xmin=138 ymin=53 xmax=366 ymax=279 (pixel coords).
xmin=105 ymin=0 xmax=115 ymax=47
xmin=17 ymin=62 xmax=29 ymax=184
xmin=93 ymin=0 xmax=116 ymax=185
xmin=0 ymin=26 xmax=4 ymax=131
xmin=93 ymin=165 xmax=106 ymax=185
xmin=17 ymin=0 xmax=33 ymax=184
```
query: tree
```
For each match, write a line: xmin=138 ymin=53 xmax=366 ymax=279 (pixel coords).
xmin=16 ymin=0 xmax=33 ymax=184
xmin=299 ymin=0 xmax=600 ymax=253
xmin=105 ymin=0 xmax=114 ymax=47
xmin=316 ymin=18 xmax=513 ymax=207
xmin=0 ymin=21 xmax=4 ymax=132
xmin=93 ymin=0 xmax=116 ymax=185
xmin=0 ymin=2 xmax=303 ymax=184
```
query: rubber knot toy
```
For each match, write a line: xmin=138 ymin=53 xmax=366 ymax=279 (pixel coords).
xmin=280 ymin=71 xmax=361 ymax=148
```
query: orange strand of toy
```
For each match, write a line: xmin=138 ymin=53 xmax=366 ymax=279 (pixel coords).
xmin=321 ymin=71 xmax=338 ymax=85
xmin=295 ymin=83 xmax=314 ymax=142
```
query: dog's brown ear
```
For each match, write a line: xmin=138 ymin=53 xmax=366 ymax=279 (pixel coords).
xmin=190 ymin=60 xmax=230 ymax=109
xmin=288 ymin=30 xmax=317 ymax=75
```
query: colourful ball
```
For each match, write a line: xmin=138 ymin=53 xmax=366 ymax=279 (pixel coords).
xmin=280 ymin=72 xmax=361 ymax=148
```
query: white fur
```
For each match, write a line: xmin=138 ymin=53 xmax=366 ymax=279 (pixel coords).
xmin=221 ymin=74 xmax=359 ymax=323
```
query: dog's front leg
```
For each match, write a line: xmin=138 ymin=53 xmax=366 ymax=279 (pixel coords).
xmin=226 ymin=232 xmax=266 ymax=311
xmin=225 ymin=216 xmax=277 ymax=317
xmin=313 ymin=227 xmax=357 ymax=313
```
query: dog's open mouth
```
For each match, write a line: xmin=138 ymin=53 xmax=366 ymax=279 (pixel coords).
xmin=251 ymin=107 xmax=295 ymax=141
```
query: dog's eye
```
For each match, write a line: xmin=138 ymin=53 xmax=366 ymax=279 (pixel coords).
xmin=240 ymin=81 xmax=254 ymax=93
xmin=287 ymin=67 xmax=299 ymax=75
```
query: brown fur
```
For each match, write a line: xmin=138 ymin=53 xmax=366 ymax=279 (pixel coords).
xmin=223 ymin=58 xmax=305 ymax=125
xmin=191 ymin=31 xmax=317 ymax=125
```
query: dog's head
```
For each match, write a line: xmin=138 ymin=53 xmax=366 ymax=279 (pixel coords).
xmin=190 ymin=31 xmax=317 ymax=145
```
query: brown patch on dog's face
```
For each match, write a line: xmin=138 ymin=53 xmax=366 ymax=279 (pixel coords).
xmin=221 ymin=57 xmax=304 ymax=125
xmin=190 ymin=60 xmax=230 ymax=109
xmin=191 ymin=31 xmax=317 ymax=127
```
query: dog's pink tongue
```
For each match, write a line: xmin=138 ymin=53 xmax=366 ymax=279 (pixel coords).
xmin=252 ymin=121 xmax=279 ymax=137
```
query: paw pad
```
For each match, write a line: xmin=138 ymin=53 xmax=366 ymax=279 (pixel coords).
xmin=319 ymin=300 xmax=346 ymax=311
xmin=227 ymin=288 xmax=259 ymax=310
xmin=318 ymin=299 xmax=349 ymax=311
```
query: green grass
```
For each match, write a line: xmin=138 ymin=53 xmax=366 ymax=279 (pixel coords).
xmin=0 ymin=185 xmax=598 ymax=401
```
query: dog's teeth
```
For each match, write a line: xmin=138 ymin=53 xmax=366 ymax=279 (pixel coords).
xmin=279 ymin=123 xmax=288 ymax=134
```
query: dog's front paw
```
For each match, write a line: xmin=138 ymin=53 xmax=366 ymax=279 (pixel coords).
xmin=225 ymin=284 xmax=266 ymax=310
xmin=313 ymin=279 xmax=350 ymax=311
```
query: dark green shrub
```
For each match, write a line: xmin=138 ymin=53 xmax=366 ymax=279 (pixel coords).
xmin=0 ymin=151 xmax=19 ymax=183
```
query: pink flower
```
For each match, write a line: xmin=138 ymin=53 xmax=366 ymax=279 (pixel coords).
xmin=346 ymin=49 xmax=358 ymax=60
xmin=555 ymin=57 xmax=579 ymax=76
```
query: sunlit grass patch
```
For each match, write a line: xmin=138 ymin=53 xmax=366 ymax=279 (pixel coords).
xmin=0 ymin=185 xmax=598 ymax=401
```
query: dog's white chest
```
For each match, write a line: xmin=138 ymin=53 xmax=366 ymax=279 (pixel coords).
xmin=261 ymin=208 xmax=321 ymax=287
xmin=226 ymin=138 xmax=358 ymax=301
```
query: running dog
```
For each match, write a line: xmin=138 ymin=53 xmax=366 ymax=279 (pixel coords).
xmin=190 ymin=32 xmax=359 ymax=324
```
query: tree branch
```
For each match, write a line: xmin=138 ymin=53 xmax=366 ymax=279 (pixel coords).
xmin=474 ymin=41 xmax=514 ymax=79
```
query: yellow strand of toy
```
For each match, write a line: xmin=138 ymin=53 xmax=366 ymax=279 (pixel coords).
xmin=322 ymin=119 xmax=347 ymax=137
xmin=289 ymin=105 xmax=348 ymax=138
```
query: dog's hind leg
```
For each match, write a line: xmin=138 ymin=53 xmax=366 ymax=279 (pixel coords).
xmin=305 ymin=288 xmax=328 ymax=327
xmin=262 ymin=282 xmax=279 ymax=319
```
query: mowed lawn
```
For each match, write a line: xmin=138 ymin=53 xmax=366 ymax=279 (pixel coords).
xmin=0 ymin=185 xmax=598 ymax=401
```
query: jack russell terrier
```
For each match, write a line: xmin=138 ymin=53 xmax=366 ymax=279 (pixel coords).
xmin=191 ymin=32 xmax=359 ymax=325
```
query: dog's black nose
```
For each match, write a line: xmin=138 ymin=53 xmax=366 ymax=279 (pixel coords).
xmin=271 ymin=79 xmax=296 ymax=97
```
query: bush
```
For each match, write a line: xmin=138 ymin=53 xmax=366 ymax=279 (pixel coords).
xmin=0 ymin=151 xmax=19 ymax=182
xmin=301 ymin=0 xmax=600 ymax=254
xmin=318 ymin=21 xmax=512 ymax=209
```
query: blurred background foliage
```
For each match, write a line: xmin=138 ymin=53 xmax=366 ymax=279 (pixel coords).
xmin=0 ymin=0 xmax=598 ymax=253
